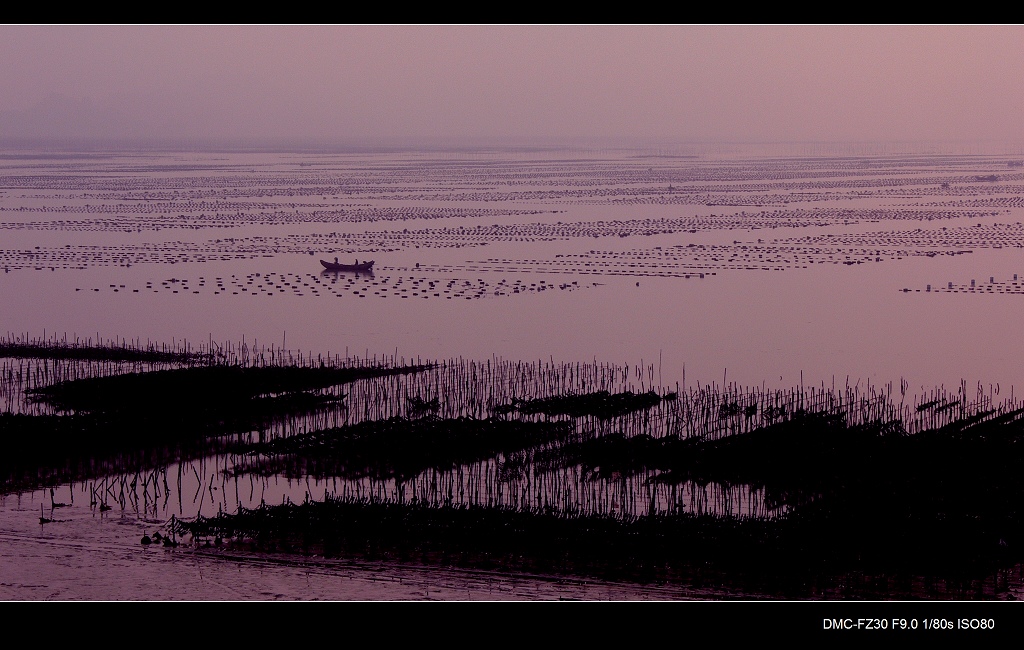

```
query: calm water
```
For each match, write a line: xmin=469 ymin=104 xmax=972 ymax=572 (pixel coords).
xmin=4 ymin=143 xmax=1024 ymax=599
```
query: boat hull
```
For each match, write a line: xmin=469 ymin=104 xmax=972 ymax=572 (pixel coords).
xmin=320 ymin=260 xmax=374 ymax=272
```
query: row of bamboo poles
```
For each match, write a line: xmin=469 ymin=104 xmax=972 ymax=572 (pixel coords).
xmin=6 ymin=334 xmax=1023 ymax=525
xmin=2 ymin=333 xmax=1016 ymax=440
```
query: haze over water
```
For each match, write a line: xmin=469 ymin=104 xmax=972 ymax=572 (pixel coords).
xmin=5 ymin=25 xmax=1024 ymax=602
xmin=4 ymin=144 xmax=1024 ymax=398
xmin=3 ymin=24 xmax=1023 ymax=397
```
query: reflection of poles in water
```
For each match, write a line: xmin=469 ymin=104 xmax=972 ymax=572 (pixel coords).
xmin=162 ymin=469 xmax=171 ymax=512
xmin=197 ymin=474 xmax=207 ymax=515
xmin=42 ymin=358 xmax=1024 ymax=528
xmin=192 ymin=463 xmax=204 ymax=509
xmin=178 ymin=463 xmax=184 ymax=517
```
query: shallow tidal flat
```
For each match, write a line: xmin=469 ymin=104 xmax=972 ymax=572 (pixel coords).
xmin=3 ymin=342 xmax=1024 ymax=599
xmin=4 ymin=146 xmax=1024 ymax=599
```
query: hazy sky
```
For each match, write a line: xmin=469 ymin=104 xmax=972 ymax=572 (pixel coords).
xmin=2 ymin=24 xmax=1022 ymax=144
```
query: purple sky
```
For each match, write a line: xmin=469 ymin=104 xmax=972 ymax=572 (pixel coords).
xmin=2 ymin=24 xmax=1022 ymax=144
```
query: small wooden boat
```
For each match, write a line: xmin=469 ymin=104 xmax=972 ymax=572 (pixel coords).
xmin=320 ymin=259 xmax=374 ymax=272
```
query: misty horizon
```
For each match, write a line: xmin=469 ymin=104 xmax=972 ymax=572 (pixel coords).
xmin=3 ymin=25 xmax=1024 ymax=151
xmin=2 ymin=128 xmax=1022 ymax=157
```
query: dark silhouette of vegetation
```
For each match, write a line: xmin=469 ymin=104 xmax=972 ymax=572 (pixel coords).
xmin=242 ymin=416 xmax=574 ymax=481
xmin=26 ymin=363 xmax=431 ymax=416
xmin=172 ymin=487 xmax=1022 ymax=599
xmin=493 ymin=389 xmax=667 ymax=418
xmin=177 ymin=396 xmax=1024 ymax=598
xmin=5 ymin=338 xmax=1024 ymax=598
xmin=0 ymin=339 xmax=211 ymax=364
